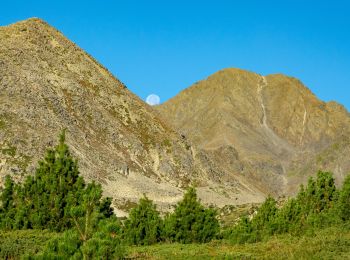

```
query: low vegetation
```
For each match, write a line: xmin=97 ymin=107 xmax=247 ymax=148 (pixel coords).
xmin=1 ymin=131 xmax=350 ymax=259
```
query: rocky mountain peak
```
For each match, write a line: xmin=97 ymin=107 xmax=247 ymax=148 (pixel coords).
xmin=1 ymin=18 xmax=349 ymax=213
xmin=1 ymin=19 xmax=268 ymax=215
xmin=158 ymin=68 xmax=350 ymax=195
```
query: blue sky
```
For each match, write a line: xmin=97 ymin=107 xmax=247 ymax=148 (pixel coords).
xmin=2 ymin=0 xmax=350 ymax=110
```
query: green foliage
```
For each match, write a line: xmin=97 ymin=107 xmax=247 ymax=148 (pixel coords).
xmin=0 ymin=175 xmax=14 ymax=212
xmin=33 ymin=219 xmax=125 ymax=259
xmin=164 ymin=187 xmax=219 ymax=243
xmin=223 ymin=216 xmax=257 ymax=244
xmin=276 ymin=171 xmax=338 ymax=231
xmin=225 ymin=196 xmax=277 ymax=243
xmin=299 ymin=171 xmax=337 ymax=215
xmin=80 ymin=218 xmax=125 ymax=259
xmin=31 ymin=230 xmax=83 ymax=259
xmin=127 ymin=225 xmax=350 ymax=259
xmin=273 ymin=198 xmax=303 ymax=234
xmin=0 ymin=130 xmax=114 ymax=233
xmin=0 ymin=229 xmax=58 ymax=259
xmin=123 ymin=196 xmax=163 ymax=245
xmin=0 ymin=131 xmax=125 ymax=259
xmin=0 ymin=175 xmax=16 ymax=230
xmin=225 ymin=171 xmax=344 ymax=244
xmin=251 ymin=196 xmax=277 ymax=233
xmin=337 ymin=175 xmax=350 ymax=221
xmin=67 ymin=181 xmax=106 ymax=241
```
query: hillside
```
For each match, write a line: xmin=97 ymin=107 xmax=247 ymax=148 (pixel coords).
xmin=157 ymin=68 xmax=350 ymax=195
xmin=0 ymin=18 xmax=266 ymax=214
xmin=2 ymin=18 xmax=348 ymax=213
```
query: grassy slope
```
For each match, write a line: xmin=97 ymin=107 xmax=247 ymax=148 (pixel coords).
xmin=128 ymin=227 xmax=350 ymax=259
xmin=0 ymin=230 xmax=60 ymax=259
xmin=1 ymin=227 xmax=350 ymax=259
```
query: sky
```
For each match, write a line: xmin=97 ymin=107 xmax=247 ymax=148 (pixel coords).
xmin=1 ymin=0 xmax=350 ymax=110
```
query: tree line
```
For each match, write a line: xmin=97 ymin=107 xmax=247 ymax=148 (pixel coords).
xmin=0 ymin=131 xmax=350 ymax=259
xmin=224 ymin=170 xmax=350 ymax=243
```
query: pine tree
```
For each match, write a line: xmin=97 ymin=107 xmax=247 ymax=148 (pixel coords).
xmin=336 ymin=175 xmax=350 ymax=221
xmin=67 ymin=181 xmax=105 ymax=242
xmin=37 ymin=218 xmax=125 ymax=259
xmin=249 ymin=195 xmax=278 ymax=238
xmin=0 ymin=130 xmax=114 ymax=232
xmin=164 ymin=187 xmax=219 ymax=243
xmin=224 ymin=216 xmax=257 ymax=244
xmin=0 ymin=175 xmax=14 ymax=211
xmin=123 ymin=196 xmax=163 ymax=245
xmin=315 ymin=171 xmax=336 ymax=212
xmin=0 ymin=175 xmax=15 ymax=229
xmin=274 ymin=198 xmax=302 ymax=234
xmin=12 ymin=130 xmax=85 ymax=230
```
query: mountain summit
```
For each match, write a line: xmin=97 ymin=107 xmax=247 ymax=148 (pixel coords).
xmin=0 ymin=19 xmax=266 ymax=214
xmin=157 ymin=68 xmax=350 ymax=195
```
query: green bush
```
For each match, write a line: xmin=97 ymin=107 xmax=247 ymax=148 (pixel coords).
xmin=225 ymin=171 xmax=344 ymax=244
xmin=31 ymin=218 xmax=125 ymax=259
xmin=251 ymin=196 xmax=277 ymax=234
xmin=224 ymin=196 xmax=277 ymax=243
xmin=123 ymin=196 xmax=163 ymax=245
xmin=223 ymin=216 xmax=259 ymax=244
xmin=0 ymin=229 xmax=58 ymax=259
xmin=337 ymin=175 xmax=350 ymax=221
xmin=164 ymin=187 xmax=219 ymax=243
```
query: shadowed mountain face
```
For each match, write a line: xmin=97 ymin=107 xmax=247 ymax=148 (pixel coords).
xmin=157 ymin=68 xmax=350 ymax=195
xmin=0 ymin=19 xmax=267 ymax=214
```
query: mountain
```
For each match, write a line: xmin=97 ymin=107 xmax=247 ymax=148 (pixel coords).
xmin=2 ymin=18 xmax=347 ymax=213
xmin=0 ymin=18 xmax=266 ymax=215
xmin=157 ymin=68 xmax=350 ymax=195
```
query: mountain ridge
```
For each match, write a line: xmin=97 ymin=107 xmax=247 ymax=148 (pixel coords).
xmin=157 ymin=68 xmax=350 ymax=195
xmin=1 ymin=18 xmax=349 ymax=214
xmin=0 ymin=18 xmax=267 ymax=215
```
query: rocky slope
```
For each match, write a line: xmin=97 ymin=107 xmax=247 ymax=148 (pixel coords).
xmin=2 ymin=18 xmax=347 ymax=212
xmin=0 ymin=18 xmax=266 ymax=215
xmin=157 ymin=68 xmax=350 ymax=195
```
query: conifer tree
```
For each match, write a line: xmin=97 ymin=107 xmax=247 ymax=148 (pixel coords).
xmin=123 ymin=196 xmax=163 ymax=245
xmin=251 ymin=195 xmax=277 ymax=234
xmin=37 ymin=218 xmax=125 ymax=259
xmin=0 ymin=130 xmax=114 ymax=232
xmin=225 ymin=171 xmax=342 ymax=244
xmin=298 ymin=171 xmax=336 ymax=216
xmin=164 ymin=187 xmax=219 ymax=243
xmin=67 ymin=181 xmax=105 ymax=241
xmin=0 ymin=175 xmax=15 ymax=229
xmin=15 ymin=130 xmax=84 ymax=230
xmin=225 ymin=216 xmax=257 ymax=244
xmin=0 ymin=175 xmax=14 ymax=211
xmin=314 ymin=171 xmax=336 ymax=212
xmin=336 ymin=175 xmax=350 ymax=221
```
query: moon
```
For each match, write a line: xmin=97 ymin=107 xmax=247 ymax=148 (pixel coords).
xmin=146 ymin=94 xmax=160 ymax=106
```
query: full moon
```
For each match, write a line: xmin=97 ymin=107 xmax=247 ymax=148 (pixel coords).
xmin=146 ymin=94 xmax=160 ymax=106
